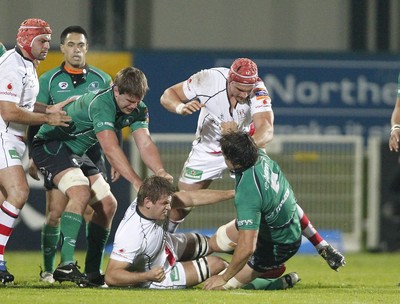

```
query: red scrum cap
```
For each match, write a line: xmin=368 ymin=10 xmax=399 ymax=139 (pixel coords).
xmin=228 ymin=58 xmax=259 ymax=85
xmin=16 ymin=18 xmax=52 ymax=59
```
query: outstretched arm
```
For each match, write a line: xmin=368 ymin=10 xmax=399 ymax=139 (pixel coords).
xmin=172 ymin=189 xmax=235 ymax=209
xmin=97 ymin=129 xmax=142 ymax=191
xmin=132 ymin=128 xmax=173 ymax=183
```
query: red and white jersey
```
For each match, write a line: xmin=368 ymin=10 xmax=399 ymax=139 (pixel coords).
xmin=110 ymin=200 xmax=177 ymax=288
xmin=0 ymin=48 xmax=38 ymax=137
xmin=182 ymin=67 xmax=272 ymax=153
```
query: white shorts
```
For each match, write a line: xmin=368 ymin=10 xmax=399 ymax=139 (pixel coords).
xmin=0 ymin=133 xmax=26 ymax=170
xmin=179 ymin=143 xmax=228 ymax=184
xmin=148 ymin=262 xmax=187 ymax=289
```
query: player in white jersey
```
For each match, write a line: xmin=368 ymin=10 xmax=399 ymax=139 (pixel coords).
xmin=105 ymin=176 xmax=233 ymax=288
xmin=0 ymin=18 xmax=71 ymax=284
xmin=160 ymin=58 xmax=346 ymax=272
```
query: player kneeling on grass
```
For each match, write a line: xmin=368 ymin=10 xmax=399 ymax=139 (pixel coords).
xmin=203 ymin=131 xmax=303 ymax=290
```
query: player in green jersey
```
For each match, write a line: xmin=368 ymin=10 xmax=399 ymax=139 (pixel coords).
xmin=27 ymin=26 xmax=117 ymax=286
xmin=204 ymin=131 xmax=302 ymax=290
xmin=31 ymin=66 xmax=173 ymax=286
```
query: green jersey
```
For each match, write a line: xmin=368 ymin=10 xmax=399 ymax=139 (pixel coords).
xmin=35 ymin=86 xmax=149 ymax=155
xmin=0 ymin=42 xmax=6 ymax=56
xmin=234 ymin=150 xmax=301 ymax=244
xmin=37 ymin=63 xmax=112 ymax=105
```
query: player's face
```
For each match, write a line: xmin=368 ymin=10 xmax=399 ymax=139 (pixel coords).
xmin=61 ymin=33 xmax=88 ymax=69
xmin=228 ymin=81 xmax=254 ymax=104
xmin=151 ymin=195 xmax=172 ymax=220
xmin=114 ymin=87 xmax=142 ymax=114
xmin=30 ymin=35 xmax=51 ymax=61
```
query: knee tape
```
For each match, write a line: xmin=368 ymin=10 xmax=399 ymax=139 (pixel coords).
xmin=216 ymin=224 xmax=237 ymax=252
xmin=57 ymin=168 xmax=89 ymax=194
xmin=88 ymin=176 xmax=112 ymax=205
xmin=190 ymin=233 xmax=209 ymax=259
xmin=192 ymin=257 xmax=210 ymax=282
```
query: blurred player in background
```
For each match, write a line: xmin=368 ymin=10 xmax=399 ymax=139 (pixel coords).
xmin=0 ymin=42 xmax=6 ymax=56
xmin=31 ymin=67 xmax=173 ymax=286
xmin=160 ymin=57 xmax=345 ymax=271
xmin=0 ymin=18 xmax=71 ymax=284
xmin=27 ymin=25 xmax=118 ymax=286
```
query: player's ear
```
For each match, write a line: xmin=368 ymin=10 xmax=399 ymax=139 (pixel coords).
xmin=143 ymin=197 xmax=153 ymax=209
xmin=60 ymin=43 xmax=65 ymax=54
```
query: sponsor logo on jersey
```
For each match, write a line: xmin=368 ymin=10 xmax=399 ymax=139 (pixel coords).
xmin=88 ymin=81 xmax=100 ymax=92
xmin=8 ymin=149 xmax=20 ymax=159
xmin=237 ymin=219 xmax=254 ymax=227
xmin=170 ymin=265 xmax=180 ymax=282
xmin=183 ymin=167 xmax=203 ymax=180
xmin=58 ymin=82 xmax=68 ymax=89
xmin=7 ymin=83 xmax=12 ymax=90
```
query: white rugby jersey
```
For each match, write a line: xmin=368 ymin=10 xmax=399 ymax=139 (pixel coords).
xmin=182 ymin=67 xmax=272 ymax=153
xmin=110 ymin=199 xmax=177 ymax=288
xmin=0 ymin=48 xmax=38 ymax=137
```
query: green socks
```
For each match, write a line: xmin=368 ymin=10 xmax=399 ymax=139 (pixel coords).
xmin=84 ymin=221 xmax=110 ymax=274
xmin=243 ymin=278 xmax=284 ymax=290
xmin=59 ymin=212 xmax=83 ymax=265
xmin=41 ymin=224 xmax=60 ymax=272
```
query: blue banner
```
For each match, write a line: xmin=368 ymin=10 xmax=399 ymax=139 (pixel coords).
xmin=135 ymin=51 xmax=400 ymax=143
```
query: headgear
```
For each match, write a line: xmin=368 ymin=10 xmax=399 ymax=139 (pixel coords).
xmin=16 ymin=18 xmax=52 ymax=59
xmin=227 ymin=58 xmax=258 ymax=85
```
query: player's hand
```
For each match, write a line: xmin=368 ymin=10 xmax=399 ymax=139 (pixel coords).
xmin=155 ymin=168 xmax=174 ymax=183
xmin=389 ymin=129 xmax=400 ymax=152
xmin=178 ymin=100 xmax=205 ymax=115
xmin=28 ymin=158 xmax=40 ymax=181
xmin=46 ymin=112 xmax=72 ymax=127
xmin=203 ymin=275 xmax=227 ymax=290
xmin=148 ymin=266 xmax=165 ymax=282
xmin=110 ymin=166 xmax=121 ymax=182
xmin=220 ymin=121 xmax=238 ymax=135
xmin=46 ymin=96 xmax=78 ymax=114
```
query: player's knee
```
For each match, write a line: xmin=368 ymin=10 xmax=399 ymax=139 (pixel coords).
xmin=192 ymin=257 xmax=211 ymax=282
xmin=215 ymin=223 xmax=237 ymax=252
xmin=57 ymin=168 xmax=89 ymax=195
xmin=88 ymin=176 xmax=113 ymax=206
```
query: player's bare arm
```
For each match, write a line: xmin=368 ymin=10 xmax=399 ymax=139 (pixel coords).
xmin=0 ymin=100 xmax=71 ymax=127
xmin=132 ymin=128 xmax=173 ymax=183
xmin=389 ymin=97 xmax=400 ymax=152
xmin=97 ymin=129 xmax=142 ymax=191
xmin=172 ymin=189 xmax=235 ymax=209
xmin=252 ymin=110 xmax=274 ymax=149
xmin=160 ymin=81 xmax=204 ymax=115
xmin=105 ymin=259 xmax=165 ymax=287
xmin=204 ymin=229 xmax=257 ymax=290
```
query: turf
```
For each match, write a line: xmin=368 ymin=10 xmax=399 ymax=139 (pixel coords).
xmin=0 ymin=251 xmax=399 ymax=304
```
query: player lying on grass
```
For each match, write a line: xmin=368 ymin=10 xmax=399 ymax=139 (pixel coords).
xmin=104 ymin=176 xmax=298 ymax=290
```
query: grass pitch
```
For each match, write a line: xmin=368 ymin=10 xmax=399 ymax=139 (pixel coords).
xmin=0 ymin=251 xmax=399 ymax=304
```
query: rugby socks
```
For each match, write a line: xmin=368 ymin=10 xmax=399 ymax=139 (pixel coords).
xmin=0 ymin=201 xmax=20 ymax=261
xmin=59 ymin=212 xmax=83 ymax=266
xmin=297 ymin=204 xmax=328 ymax=250
xmin=243 ymin=278 xmax=284 ymax=290
xmin=84 ymin=221 xmax=110 ymax=274
xmin=41 ymin=224 xmax=60 ymax=272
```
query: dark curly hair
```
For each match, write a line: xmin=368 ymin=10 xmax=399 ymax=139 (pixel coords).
xmin=219 ymin=131 xmax=258 ymax=172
